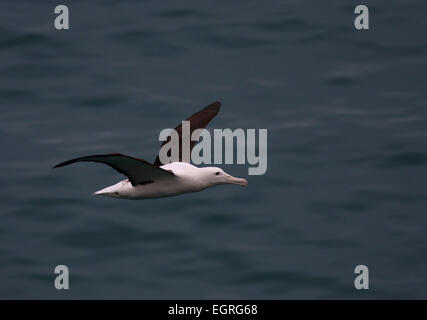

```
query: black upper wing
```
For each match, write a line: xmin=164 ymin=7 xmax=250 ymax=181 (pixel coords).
xmin=153 ymin=101 xmax=221 ymax=166
xmin=54 ymin=153 xmax=174 ymax=186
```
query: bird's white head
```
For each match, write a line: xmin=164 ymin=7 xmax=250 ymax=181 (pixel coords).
xmin=197 ymin=167 xmax=248 ymax=188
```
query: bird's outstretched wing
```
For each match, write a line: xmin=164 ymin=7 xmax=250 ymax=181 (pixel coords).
xmin=153 ymin=101 xmax=221 ymax=166
xmin=54 ymin=153 xmax=174 ymax=186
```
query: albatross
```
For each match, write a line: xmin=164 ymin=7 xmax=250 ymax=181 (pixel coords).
xmin=54 ymin=101 xmax=248 ymax=199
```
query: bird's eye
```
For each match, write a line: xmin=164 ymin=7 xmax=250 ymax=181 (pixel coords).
xmin=114 ymin=192 xmax=119 ymax=195
xmin=215 ymin=172 xmax=220 ymax=175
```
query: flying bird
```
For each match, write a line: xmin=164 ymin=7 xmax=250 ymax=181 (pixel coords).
xmin=54 ymin=101 xmax=248 ymax=199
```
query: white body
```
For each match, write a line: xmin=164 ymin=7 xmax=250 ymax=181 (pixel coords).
xmin=94 ymin=162 xmax=247 ymax=200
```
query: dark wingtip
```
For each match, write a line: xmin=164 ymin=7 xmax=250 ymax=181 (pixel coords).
xmin=205 ymin=101 xmax=221 ymax=113
xmin=214 ymin=101 xmax=221 ymax=111
xmin=52 ymin=153 xmax=131 ymax=169
xmin=53 ymin=162 xmax=65 ymax=169
xmin=53 ymin=158 xmax=76 ymax=169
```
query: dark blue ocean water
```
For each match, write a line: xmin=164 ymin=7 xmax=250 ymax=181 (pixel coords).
xmin=1 ymin=0 xmax=427 ymax=299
